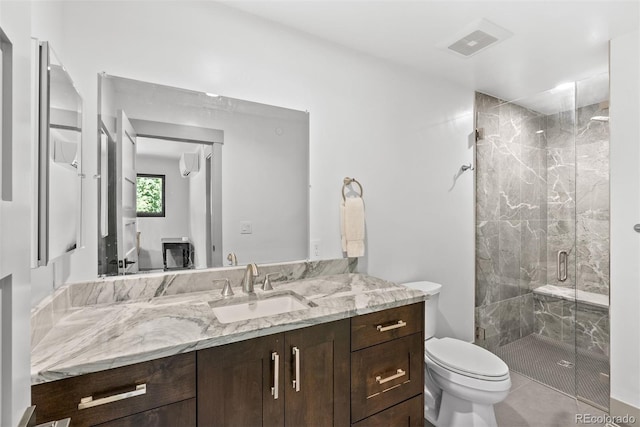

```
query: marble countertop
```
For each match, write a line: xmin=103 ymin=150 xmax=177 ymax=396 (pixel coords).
xmin=31 ymin=273 xmax=427 ymax=385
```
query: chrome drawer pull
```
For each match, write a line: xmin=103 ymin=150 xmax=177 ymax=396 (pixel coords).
xmin=376 ymin=369 xmax=406 ymax=385
xmin=271 ymin=351 xmax=279 ymax=400
xmin=376 ymin=320 xmax=406 ymax=332
xmin=292 ymin=346 xmax=301 ymax=392
xmin=78 ymin=384 xmax=146 ymax=410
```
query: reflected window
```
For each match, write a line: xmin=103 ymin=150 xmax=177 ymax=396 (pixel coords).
xmin=136 ymin=174 xmax=165 ymax=217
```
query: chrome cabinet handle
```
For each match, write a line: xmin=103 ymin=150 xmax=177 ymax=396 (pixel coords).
xmin=557 ymin=250 xmax=568 ymax=282
xmin=376 ymin=369 xmax=406 ymax=385
xmin=78 ymin=384 xmax=146 ymax=410
xmin=271 ymin=352 xmax=279 ymax=400
xmin=376 ymin=320 xmax=406 ymax=332
xmin=292 ymin=346 xmax=300 ymax=392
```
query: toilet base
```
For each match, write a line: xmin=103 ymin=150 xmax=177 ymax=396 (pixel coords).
xmin=435 ymin=390 xmax=498 ymax=427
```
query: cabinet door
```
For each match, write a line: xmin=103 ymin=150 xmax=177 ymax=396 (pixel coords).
xmin=197 ymin=334 xmax=284 ymax=427
xmin=284 ymin=319 xmax=350 ymax=427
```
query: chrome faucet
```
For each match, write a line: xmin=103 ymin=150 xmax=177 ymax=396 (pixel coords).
xmin=242 ymin=263 xmax=259 ymax=293
xmin=227 ymin=252 xmax=238 ymax=266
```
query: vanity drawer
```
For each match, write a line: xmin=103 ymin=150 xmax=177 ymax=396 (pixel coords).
xmin=351 ymin=302 xmax=423 ymax=351
xmin=94 ymin=398 xmax=196 ymax=427
xmin=32 ymin=352 xmax=196 ymax=427
xmin=351 ymin=333 xmax=423 ymax=422
xmin=351 ymin=395 xmax=424 ymax=427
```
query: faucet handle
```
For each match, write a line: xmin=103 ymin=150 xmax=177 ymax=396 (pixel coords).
xmin=221 ymin=278 xmax=234 ymax=297
xmin=262 ymin=274 xmax=274 ymax=291
xmin=261 ymin=273 xmax=282 ymax=291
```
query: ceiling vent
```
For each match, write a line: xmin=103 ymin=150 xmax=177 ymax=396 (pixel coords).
xmin=439 ymin=19 xmax=513 ymax=58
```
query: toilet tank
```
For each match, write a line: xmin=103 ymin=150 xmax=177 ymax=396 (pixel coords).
xmin=401 ymin=281 xmax=442 ymax=340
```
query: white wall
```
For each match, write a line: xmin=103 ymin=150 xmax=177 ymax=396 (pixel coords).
xmin=136 ymin=154 xmax=190 ymax=270
xmin=189 ymin=146 xmax=208 ymax=269
xmin=221 ymin=111 xmax=309 ymax=266
xmin=609 ymin=29 xmax=640 ymax=412
xmin=0 ymin=2 xmax=34 ymax=424
xmin=30 ymin=2 xmax=474 ymax=342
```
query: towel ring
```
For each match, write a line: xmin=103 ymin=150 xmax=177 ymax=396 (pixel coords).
xmin=342 ymin=177 xmax=363 ymax=201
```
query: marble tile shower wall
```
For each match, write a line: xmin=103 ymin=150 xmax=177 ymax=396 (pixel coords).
xmin=534 ymin=294 xmax=609 ymax=356
xmin=534 ymin=102 xmax=610 ymax=355
xmin=545 ymin=102 xmax=610 ymax=296
xmin=475 ymin=92 xmax=547 ymax=351
xmin=475 ymin=91 xmax=610 ymax=353
xmin=575 ymin=103 xmax=610 ymax=295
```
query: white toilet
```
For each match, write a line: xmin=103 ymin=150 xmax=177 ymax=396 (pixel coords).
xmin=402 ymin=281 xmax=511 ymax=427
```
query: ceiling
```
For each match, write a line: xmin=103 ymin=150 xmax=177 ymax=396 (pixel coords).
xmin=223 ymin=0 xmax=639 ymax=103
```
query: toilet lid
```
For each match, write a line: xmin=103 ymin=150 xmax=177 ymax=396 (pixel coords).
xmin=426 ymin=338 xmax=509 ymax=380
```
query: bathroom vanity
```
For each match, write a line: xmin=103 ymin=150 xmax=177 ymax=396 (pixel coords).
xmin=31 ymin=271 xmax=426 ymax=426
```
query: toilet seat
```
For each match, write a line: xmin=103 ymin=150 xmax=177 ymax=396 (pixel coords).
xmin=425 ymin=352 xmax=511 ymax=394
xmin=425 ymin=338 xmax=509 ymax=382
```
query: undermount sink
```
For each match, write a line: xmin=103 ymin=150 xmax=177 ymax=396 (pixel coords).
xmin=209 ymin=290 xmax=317 ymax=324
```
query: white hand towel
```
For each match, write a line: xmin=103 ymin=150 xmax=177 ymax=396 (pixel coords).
xmin=341 ymin=197 xmax=365 ymax=257
xmin=340 ymin=202 xmax=347 ymax=252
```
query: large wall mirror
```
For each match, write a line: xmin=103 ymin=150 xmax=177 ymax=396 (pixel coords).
xmin=38 ymin=42 xmax=83 ymax=265
xmin=98 ymin=74 xmax=309 ymax=276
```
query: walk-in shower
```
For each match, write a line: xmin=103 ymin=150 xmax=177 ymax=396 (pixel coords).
xmin=474 ymin=73 xmax=610 ymax=410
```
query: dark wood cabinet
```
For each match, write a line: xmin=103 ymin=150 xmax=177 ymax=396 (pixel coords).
xmin=351 ymin=333 xmax=424 ymax=421
xmin=32 ymin=303 xmax=423 ymax=427
xmin=196 ymin=319 xmax=350 ymax=427
xmin=284 ymin=320 xmax=350 ymax=427
xmin=351 ymin=303 xmax=423 ymax=351
xmin=351 ymin=396 xmax=423 ymax=427
xmin=94 ymin=398 xmax=196 ymax=427
xmin=197 ymin=333 xmax=284 ymax=427
xmin=350 ymin=303 xmax=424 ymax=424
xmin=32 ymin=353 xmax=196 ymax=427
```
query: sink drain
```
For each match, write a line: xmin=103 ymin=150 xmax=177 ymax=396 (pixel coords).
xmin=557 ymin=360 xmax=574 ymax=368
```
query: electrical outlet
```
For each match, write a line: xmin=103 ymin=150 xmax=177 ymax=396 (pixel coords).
xmin=311 ymin=240 xmax=321 ymax=258
xmin=240 ymin=221 xmax=252 ymax=234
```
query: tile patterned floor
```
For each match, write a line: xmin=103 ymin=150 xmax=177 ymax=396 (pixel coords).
xmin=425 ymin=371 xmax=608 ymax=427
xmin=495 ymin=334 xmax=609 ymax=409
xmin=495 ymin=372 xmax=608 ymax=427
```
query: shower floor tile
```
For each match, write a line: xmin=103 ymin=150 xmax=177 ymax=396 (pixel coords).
xmin=494 ymin=334 xmax=609 ymax=410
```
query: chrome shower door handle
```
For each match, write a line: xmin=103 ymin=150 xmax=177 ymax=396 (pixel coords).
xmin=557 ymin=250 xmax=568 ymax=282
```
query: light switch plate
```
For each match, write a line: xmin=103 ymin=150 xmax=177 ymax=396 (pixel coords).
xmin=240 ymin=221 xmax=252 ymax=234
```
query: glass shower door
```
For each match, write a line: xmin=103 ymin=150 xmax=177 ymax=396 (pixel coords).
xmin=475 ymin=82 xmax=579 ymax=400
xmin=574 ymin=73 xmax=610 ymax=410
xmin=475 ymin=74 xmax=611 ymax=410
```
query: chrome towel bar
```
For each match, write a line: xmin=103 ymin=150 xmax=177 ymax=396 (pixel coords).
xmin=342 ymin=177 xmax=363 ymax=201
